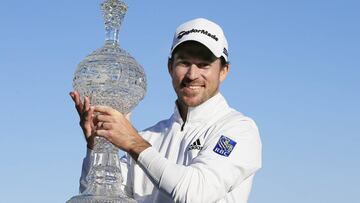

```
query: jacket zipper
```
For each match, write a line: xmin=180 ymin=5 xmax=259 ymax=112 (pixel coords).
xmin=181 ymin=122 xmax=186 ymax=131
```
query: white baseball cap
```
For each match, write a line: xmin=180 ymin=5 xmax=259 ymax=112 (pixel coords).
xmin=170 ymin=18 xmax=229 ymax=62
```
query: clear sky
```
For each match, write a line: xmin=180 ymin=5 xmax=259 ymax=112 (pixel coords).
xmin=0 ymin=0 xmax=359 ymax=202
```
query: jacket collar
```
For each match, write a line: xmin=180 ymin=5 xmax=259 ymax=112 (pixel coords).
xmin=172 ymin=93 xmax=229 ymax=125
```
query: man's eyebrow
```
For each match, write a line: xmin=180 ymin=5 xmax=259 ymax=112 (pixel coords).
xmin=174 ymin=54 xmax=189 ymax=60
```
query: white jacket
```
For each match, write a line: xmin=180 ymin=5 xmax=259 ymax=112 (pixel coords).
xmin=81 ymin=93 xmax=262 ymax=203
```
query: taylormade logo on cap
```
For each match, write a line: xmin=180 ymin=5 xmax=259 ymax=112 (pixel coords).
xmin=171 ymin=18 xmax=229 ymax=62
xmin=177 ymin=29 xmax=219 ymax=41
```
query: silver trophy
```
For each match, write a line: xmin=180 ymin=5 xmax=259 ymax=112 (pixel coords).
xmin=67 ymin=0 xmax=146 ymax=202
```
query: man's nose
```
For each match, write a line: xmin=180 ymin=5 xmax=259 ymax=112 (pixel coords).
xmin=186 ymin=64 xmax=200 ymax=80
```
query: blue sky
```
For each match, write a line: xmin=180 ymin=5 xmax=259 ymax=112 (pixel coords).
xmin=0 ymin=0 xmax=359 ymax=202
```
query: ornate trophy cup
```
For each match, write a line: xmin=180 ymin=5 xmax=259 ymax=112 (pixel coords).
xmin=67 ymin=0 xmax=146 ymax=202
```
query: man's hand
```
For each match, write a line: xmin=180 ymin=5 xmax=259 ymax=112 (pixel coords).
xmin=93 ymin=105 xmax=151 ymax=161
xmin=69 ymin=91 xmax=95 ymax=149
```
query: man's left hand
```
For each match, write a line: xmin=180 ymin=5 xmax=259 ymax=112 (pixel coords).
xmin=93 ymin=105 xmax=151 ymax=161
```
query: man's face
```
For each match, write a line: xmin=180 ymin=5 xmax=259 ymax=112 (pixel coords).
xmin=168 ymin=42 xmax=229 ymax=108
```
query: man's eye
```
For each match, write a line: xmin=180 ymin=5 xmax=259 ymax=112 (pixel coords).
xmin=198 ymin=63 xmax=210 ymax=69
xmin=177 ymin=61 xmax=191 ymax=67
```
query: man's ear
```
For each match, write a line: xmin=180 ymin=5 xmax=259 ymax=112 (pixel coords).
xmin=220 ymin=64 xmax=230 ymax=82
xmin=167 ymin=58 xmax=173 ymax=75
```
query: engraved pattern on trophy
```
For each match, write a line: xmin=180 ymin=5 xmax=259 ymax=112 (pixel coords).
xmin=68 ymin=0 xmax=145 ymax=202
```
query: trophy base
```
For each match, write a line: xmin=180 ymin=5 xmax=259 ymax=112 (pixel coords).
xmin=67 ymin=194 xmax=137 ymax=203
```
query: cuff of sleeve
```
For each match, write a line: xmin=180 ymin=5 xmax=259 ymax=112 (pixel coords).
xmin=137 ymin=147 xmax=168 ymax=185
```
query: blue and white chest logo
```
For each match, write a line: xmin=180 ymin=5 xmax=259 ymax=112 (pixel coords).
xmin=213 ymin=135 xmax=237 ymax=157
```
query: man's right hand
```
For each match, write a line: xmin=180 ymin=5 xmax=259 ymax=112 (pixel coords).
xmin=69 ymin=91 xmax=95 ymax=149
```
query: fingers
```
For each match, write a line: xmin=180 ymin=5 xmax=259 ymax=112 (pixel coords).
xmin=70 ymin=91 xmax=96 ymax=148
xmin=82 ymin=106 xmax=94 ymax=138
xmin=96 ymin=122 xmax=103 ymax=129
xmin=85 ymin=106 xmax=94 ymax=122
xmin=95 ymin=129 xmax=111 ymax=140
xmin=80 ymin=97 xmax=94 ymax=138
xmin=81 ymin=96 xmax=91 ymax=123
xmin=93 ymin=105 xmax=116 ymax=115
xmin=95 ymin=114 xmax=114 ymax=123
xmin=84 ymin=96 xmax=91 ymax=111
xmin=96 ymin=121 xmax=112 ymax=130
xmin=69 ymin=91 xmax=83 ymax=116
xmin=125 ymin=112 xmax=132 ymax=121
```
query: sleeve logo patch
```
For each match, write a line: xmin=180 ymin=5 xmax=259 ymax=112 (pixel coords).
xmin=213 ymin=135 xmax=237 ymax=157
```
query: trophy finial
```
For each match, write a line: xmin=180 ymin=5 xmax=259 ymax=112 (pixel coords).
xmin=101 ymin=0 xmax=128 ymax=43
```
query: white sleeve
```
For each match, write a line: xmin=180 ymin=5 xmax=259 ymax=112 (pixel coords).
xmin=79 ymin=148 xmax=92 ymax=193
xmin=137 ymin=119 xmax=262 ymax=203
xmin=215 ymin=174 xmax=255 ymax=203
xmin=120 ymin=152 xmax=133 ymax=197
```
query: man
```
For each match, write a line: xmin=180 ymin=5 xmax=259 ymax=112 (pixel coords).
xmin=70 ymin=18 xmax=262 ymax=203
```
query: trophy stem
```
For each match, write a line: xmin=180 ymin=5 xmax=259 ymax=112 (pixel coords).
xmin=84 ymin=137 xmax=123 ymax=196
xmin=67 ymin=137 xmax=137 ymax=203
xmin=105 ymin=28 xmax=120 ymax=44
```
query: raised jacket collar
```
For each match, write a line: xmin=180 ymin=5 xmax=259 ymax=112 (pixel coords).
xmin=172 ymin=93 xmax=230 ymax=126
